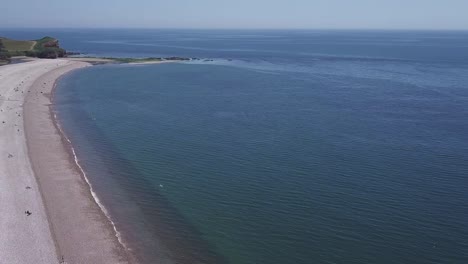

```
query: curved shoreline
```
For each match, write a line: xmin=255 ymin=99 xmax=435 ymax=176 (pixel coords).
xmin=21 ymin=59 xmax=134 ymax=263
xmin=50 ymin=100 xmax=129 ymax=253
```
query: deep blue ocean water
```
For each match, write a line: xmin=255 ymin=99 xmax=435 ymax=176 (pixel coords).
xmin=3 ymin=29 xmax=468 ymax=263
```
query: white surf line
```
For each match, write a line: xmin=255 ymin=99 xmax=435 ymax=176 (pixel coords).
xmin=51 ymin=89 xmax=132 ymax=254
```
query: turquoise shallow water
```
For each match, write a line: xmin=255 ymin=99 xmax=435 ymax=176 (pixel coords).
xmin=39 ymin=29 xmax=468 ymax=263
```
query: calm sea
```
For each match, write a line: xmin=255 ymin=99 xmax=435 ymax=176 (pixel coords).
xmin=4 ymin=29 xmax=468 ymax=263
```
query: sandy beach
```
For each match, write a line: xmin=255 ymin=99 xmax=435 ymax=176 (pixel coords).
xmin=0 ymin=59 xmax=132 ymax=264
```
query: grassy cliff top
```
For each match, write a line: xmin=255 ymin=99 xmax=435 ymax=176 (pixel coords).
xmin=0 ymin=36 xmax=65 ymax=62
xmin=0 ymin=36 xmax=60 ymax=52
xmin=0 ymin=38 xmax=36 ymax=51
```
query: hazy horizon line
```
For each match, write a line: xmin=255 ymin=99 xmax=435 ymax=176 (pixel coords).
xmin=1 ymin=27 xmax=468 ymax=32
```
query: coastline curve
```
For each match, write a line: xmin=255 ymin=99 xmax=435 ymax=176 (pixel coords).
xmin=23 ymin=59 xmax=135 ymax=264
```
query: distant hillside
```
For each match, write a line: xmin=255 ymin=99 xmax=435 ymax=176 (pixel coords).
xmin=0 ymin=39 xmax=10 ymax=65
xmin=0 ymin=36 xmax=66 ymax=64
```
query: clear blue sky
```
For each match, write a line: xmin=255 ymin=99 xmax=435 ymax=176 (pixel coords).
xmin=2 ymin=0 xmax=468 ymax=30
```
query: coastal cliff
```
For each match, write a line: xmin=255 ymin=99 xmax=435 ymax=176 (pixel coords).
xmin=0 ymin=36 xmax=66 ymax=64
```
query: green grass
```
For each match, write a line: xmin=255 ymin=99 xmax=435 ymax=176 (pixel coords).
xmin=103 ymin=57 xmax=164 ymax=63
xmin=0 ymin=36 xmax=62 ymax=53
xmin=0 ymin=38 xmax=35 ymax=52
xmin=33 ymin=36 xmax=57 ymax=51
xmin=0 ymin=36 xmax=68 ymax=65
